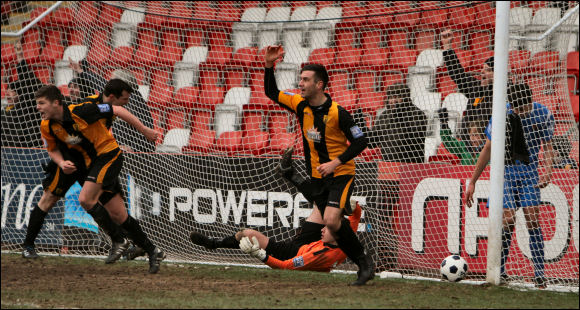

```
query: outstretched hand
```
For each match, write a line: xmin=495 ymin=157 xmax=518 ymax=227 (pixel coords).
xmin=68 ymin=57 xmax=83 ymax=74
xmin=264 ymin=45 xmax=284 ymax=68
xmin=239 ymin=236 xmax=267 ymax=261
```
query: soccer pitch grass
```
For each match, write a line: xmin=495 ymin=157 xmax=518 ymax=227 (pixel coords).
xmin=1 ymin=253 xmax=578 ymax=309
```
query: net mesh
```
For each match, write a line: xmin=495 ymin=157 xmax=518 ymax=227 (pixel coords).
xmin=1 ymin=1 xmax=579 ymax=289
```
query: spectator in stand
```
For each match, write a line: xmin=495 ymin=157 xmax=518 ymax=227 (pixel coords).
xmin=552 ymin=135 xmax=578 ymax=170
xmin=437 ymin=107 xmax=487 ymax=165
xmin=370 ymin=83 xmax=427 ymax=163
xmin=440 ymin=29 xmax=500 ymax=143
xmin=1 ymin=41 xmax=44 ymax=148
xmin=68 ymin=60 xmax=154 ymax=153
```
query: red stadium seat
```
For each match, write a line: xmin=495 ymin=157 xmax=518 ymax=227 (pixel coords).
xmin=39 ymin=43 xmax=64 ymax=65
xmin=331 ymin=89 xmax=357 ymax=113
xmin=205 ymin=46 xmax=233 ymax=66
xmin=359 ymin=147 xmax=382 ymax=162
xmin=392 ymin=2 xmax=420 ymax=28
xmin=149 ymin=84 xmax=174 ymax=108
xmin=173 ymin=86 xmax=199 ymax=109
xmin=388 ymin=49 xmax=418 ymax=71
xmin=470 ymin=49 xmax=494 ymax=72
xmin=448 ymin=6 xmax=477 ymax=29
xmin=360 ymin=30 xmax=383 ymax=50
xmin=328 ymin=70 xmax=350 ymax=93
xmin=363 ymin=2 xmax=393 ymax=27
xmin=191 ymin=109 xmax=213 ymax=132
xmin=567 ymin=51 xmax=579 ymax=75
xmin=358 ymin=90 xmax=384 ymax=114
xmin=387 ymin=30 xmax=409 ymax=52
xmin=509 ymin=50 xmax=531 ymax=74
xmin=192 ymin=1 xmax=217 ymax=27
xmin=133 ymin=29 xmax=158 ymax=66
xmin=360 ymin=48 xmax=389 ymax=67
xmin=75 ymin=2 xmax=99 ymax=28
xmin=67 ymin=29 xmax=87 ymax=46
xmin=29 ymin=8 xmax=49 ymax=27
xmin=166 ymin=2 xmax=194 ymax=28
xmin=476 ymin=2 xmax=496 ymax=29
xmin=33 ymin=66 xmax=53 ymax=84
xmin=1 ymin=44 xmax=16 ymax=65
xmin=225 ymin=69 xmax=246 ymax=90
xmin=109 ymin=46 xmax=134 ymax=67
xmin=215 ymin=131 xmax=242 ymax=154
xmin=455 ymin=49 xmax=473 ymax=71
xmin=570 ymin=95 xmax=579 ymax=123
xmin=51 ymin=7 xmax=74 ymax=26
xmin=231 ymin=47 xmax=258 ymax=67
xmin=419 ymin=2 xmax=448 ymax=28
xmin=165 ymin=108 xmax=189 ymax=132
xmin=382 ymin=71 xmax=404 ymax=90
xmin=469 ymin=31 xmax=491 ymax=55
xmin=242 ymin=122 xmax=269 ymax=155
xmin=525 ymin=74 xmax=548 ymax=98
xmin=437 ymin=72 xmax=458 ymax=99
xmin=23 ymin=42 xmax=41 ymax=65
xmin=184 ymin=127 xmax=215 ymax=153
xmin=308 ymin=48 xmax=336 ymax=67
xmin=199 ymin=69 xmax=221 ymax=88
xmin=355 ymin=71 xmax=377 ymax=93
xmin=340 ymin=1 xmax=367 ymax=26
xmin=86 ymin=31 xmax=111 ymax=68
xmin=532 ymin=94 xmax=560 ymax=116
xmin=198 ymin=86 xmax=225 ymax=109
xmin=99 ymin=4 xmax=123 ymax=28
xmin=184 ymin=29 xmax=206 ymax=47
xmin=335 ymin=29 xmax=357 ymax=50
xmin=144 ymin=2 xmax=169 ymax=28
xmin=530 ymin=51 xmax=561 ymax=74
xmin=207 ymin=29 xmax=229 ymax=48
xmin=334 ymin=47 xmax=362 ymax=68
xmin=249 ymin=90 xmax=271 ymax=109
xmin=215 ymin=2 xmax=242 ymax=22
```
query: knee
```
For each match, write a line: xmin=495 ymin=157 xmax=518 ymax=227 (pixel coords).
xmin=38 ymin=192 xmax=60 ymax=212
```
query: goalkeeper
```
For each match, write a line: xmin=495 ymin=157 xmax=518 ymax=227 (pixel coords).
xmin=190 ymin=201 xmax=361 ymax=272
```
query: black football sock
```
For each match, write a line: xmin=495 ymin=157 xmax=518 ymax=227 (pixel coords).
xmin=293 ymin=221 xmax=325 ymax=244
xmin=23 ymin=204 xmax=47 ymax=247
xmin=215 ymin=235 xmax=239 ymax=249
xmin=87 ymin=203 xmax=125 ymax=243
xmin=121 ymin=215 xmax=155 ymax=255
xmin=335 ymin=218 xmax=365 ymax=266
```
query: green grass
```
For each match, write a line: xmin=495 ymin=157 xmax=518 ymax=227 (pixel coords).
xmin=1 ymin=253 xmax=578 ymax=309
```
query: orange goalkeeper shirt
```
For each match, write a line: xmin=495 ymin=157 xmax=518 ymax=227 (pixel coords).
xmin=263 ymin=204 xmax=362 ymax=272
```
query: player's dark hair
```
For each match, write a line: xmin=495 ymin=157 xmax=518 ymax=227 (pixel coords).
xmin=484 ymin=56 xmax=494 ymax=69
xmin=103 ymin=78 xmax=133 ymax=98
xmin=301 ymin=63 xmax=329 ymax=90
xmin=508 ymin=83 xmax=532 ymax=108
xmin=386 ymin=83 xmax=412 ymax=104
xmin=34 ymin=84 xmax=65 ymax=105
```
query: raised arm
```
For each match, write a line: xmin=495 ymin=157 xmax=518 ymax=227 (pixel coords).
xmin=263 ymin=45 xmax=285 ymax=102
xmin=112 ymin=105 xmax=158 ymax=143
xmin=440 ymin=30 xmax=482 ymax=98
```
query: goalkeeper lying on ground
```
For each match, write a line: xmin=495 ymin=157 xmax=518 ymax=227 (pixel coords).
xmin=189 ymin=201 xmax=361 ymax=272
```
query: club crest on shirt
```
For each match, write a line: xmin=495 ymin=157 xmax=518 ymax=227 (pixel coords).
xmin=65 ymin=134 xmax=82 ymax=145
xmin=307 ymin=127 xmax=321 ymax=143
xmin=73 ymin=124 xmax=80 ymax=131
xmin=293 ymin=256 xmax=304 ymax=268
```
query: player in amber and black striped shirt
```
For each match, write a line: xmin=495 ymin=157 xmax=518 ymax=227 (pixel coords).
xmin=24 ymin=82 xmax=165 ymax=274
xmin=260 ymin=45 xmax=374 ymax=286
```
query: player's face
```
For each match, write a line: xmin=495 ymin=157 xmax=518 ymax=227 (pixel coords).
xmin=386 ymin=96 xmax=402 ymax=108
xmin=298 ymin=70 xmax=322 ymax=99
xmin=69 ymin=83 xmax=80 ymax=101
xmin=321 ymin=226 xmax=336 ymax=243
xmin=469 ymin=126 xmax=484 ymax=148
xmin=36 ymin=97 xmax=61 ymax=120
xmin=110 ymin=90 xmax=131 ymax=106
xmin=481 ymin=64 xmax=494 ymax=86
xmin=6 ymin=88 xmax=18 ymax=105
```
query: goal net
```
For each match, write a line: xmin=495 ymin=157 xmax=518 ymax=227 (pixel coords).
xmin=1 ymin=1 xmax=578 ymax=289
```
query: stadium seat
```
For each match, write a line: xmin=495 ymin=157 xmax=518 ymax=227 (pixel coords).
xmin=53 ymin=61 xmax=73 ymax=87
xmin=363 ymin=2 xmax=393 ymax=27
xmin=183 ymin=29 xmax=206 ymax=47
xmin=334 ymin=47 xmax=362 ymax=68
xmin=144 ymin=1 xmax=169 ymax=28
xmin=181 ymin=46 xmax=208 ymax=64
xmin=33 ymin=66 xmax=53 ymax=85
xmin=340 ymin=1 xmax=367 ymax=26
xmin=241 ymin=110 xmax=268 ymax=155
xmin=415 ymin=49 xmax=443 ymax=69
xmin=508 ymin=50 xmax=531 ymax=74
xmin=119 ymin=6 xmax=145 ymax=26
xmin=1 ymin=44 xmax=16 ymax=65
xmin=419 ymin=1 xmax=448 ymax=28
xmin=232 ymin=23 xmax=257 ymax=51
xmin=198 ymin=86 xmax=225 ymax=109
xmin=448 ymin=5 xmax=476 ymax=29
xmin=173 ymin=63 xmax=198 ymax=91
xmin=258 ymin=24 xmax=280 ymax=50
xmin=308 ymin=48 xmax=336 ymax=67
xmin=133 ymin=29 xmax=158 ymax=66
xmin=328 ymin=70 xmax=350 ymax=93
xmin=525 ymin=74 xmax=548 ymax=97
xmin=412 ymin=92 xmax=441 ymax=112
xmin=205 ymin=46 xmax=233 ymax=66
xmin=358 ymin=90 xmax=384 ymax=115
xmin=454 ymin=49 xmax=473 ymax=71
xmin=223 ymin=87 xmax=251 ymax=109
xmin=149 ymin=85 xmax=174 ymax=109
xmin=163 ymin=2 xmax=193 ymax=28
xmin=157 ymin=31 xmax=183 ymax=66
xmin=290 ymin=5 xmax=316 ymax=22
xmin=441 ymin=92 xmax=468 ymax=133
xmin=570 ymin=95 xmax=579 ymax=123
xmin=39 ymin=42 xmax=64 ymax=65
xmin=265 ymin=6 xmax=291 ymax=22
xmin=275 ymin=63 xmax=299 ymax=90
xmin=315 ymin=6 xmax=342 ymax=28
xmin=360 ymin=48 xmax=389 ymax=67
xmin=308 ymin=22 xmax=334 ymax=50
xmin=283 ymin=46 xmax=310 ymax=65
xmin=192 ymin=1 xmax=217 ymax=25
xmin=86 ymin=31 xmax=111 ymax=68
xmin=360 ymin=30 xmax=383 ymax=50
xmin=530 ymin=51 xmax=561 ymax=74
xmin=173 ymin=86 xmax=199 ymax=109
xmin=392 ymin=2 xmax=420 ymax=28
xmin=335 ymin=29 xmax=357 ymax=50
xmin=469 ymin=31 xmax=491 ymax=55
xmin=207 ymin=28 xmax=230 ymax=48
xmin=165 ymin=108 xmax=189 ymax=132
xmin=138 ymin=85 xmax=150 ymax=102
xmin=509 ymin=7 xmax=533 ymax=30
xmin=225 ymin=69 xmax=247 ymax=90
xmin=109 ymin=46 xmax=134 ymax=67
xmin=533 ymin=94 xmax=560 ymax=116
xmin=388 ymin=49 xmax=417 ymax=71
xmin=156 ymin=128 xmax=191 ymax=153
xmin=331 ymin=89 xmax=357 ymax=113
xmin=355 ymin=71 xmax=377 ymax=93
xmin=387 ymin=30 xmax=409 ymax=51
xmin=199 ymin=68 xmax=221 ymax=87
xmin=99 ymin=3 xmax=123 ymax=28
xmin=184 ymin=127 xmax=215 ymax=153
xmin=75 ymin=2 xmax=98 ymax=28
xmin=568 ymin=51 xmax=579 ymax=75
xmin=230 ymin=47 xmax=258 ymax=67
xmin=531 ymin=7 xmax=562 ymax=26
xmin=215 ymin=130 xmax=243 ymax=154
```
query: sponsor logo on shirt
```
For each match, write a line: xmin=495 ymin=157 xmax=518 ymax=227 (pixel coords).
xmin=65 ymin=135 xmax=82 ymax=145
xmin=293 ymin=256 xmax=304 ymax=268
xmin=307 ymin=127 xmax=321 ymax=143
xmin=283 ymin=91 xmax=295 ymax=96
xmin=97 ymin=104 xmax=111 ymax=113
xmin=350 ymin=125 xmax=363 ymax=138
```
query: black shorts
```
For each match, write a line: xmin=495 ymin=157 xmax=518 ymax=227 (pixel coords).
xmin=310 ymin=174 xmax=356 ymax=214
xmin=265 ymin=237 xmax=310 ymax=261
xmin=85 ymin=149 xmax=123 ymax=192
xmin=42 ymin=161 xmax=86 ymax=197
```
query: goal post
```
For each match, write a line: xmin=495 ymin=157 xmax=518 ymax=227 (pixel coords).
xmin=1 ymin=1 xmax=578 ymax=291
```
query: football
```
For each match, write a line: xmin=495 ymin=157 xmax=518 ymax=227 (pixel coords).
xmin=440 ymin=255 xmax=468 ymax=282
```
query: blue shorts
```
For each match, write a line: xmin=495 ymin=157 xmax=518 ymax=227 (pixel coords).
xmin=502 ymin=176 xmax=540 ymax=209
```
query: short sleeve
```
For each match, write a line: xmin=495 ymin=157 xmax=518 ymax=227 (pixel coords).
xmin=277 ymin=91 xmax=303 ymax=113
xmin=40 ymin=120 xmax=57 ymax=151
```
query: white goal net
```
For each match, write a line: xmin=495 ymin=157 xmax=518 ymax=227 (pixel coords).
xmin=1 ymin=1 xmax=578 ymax=289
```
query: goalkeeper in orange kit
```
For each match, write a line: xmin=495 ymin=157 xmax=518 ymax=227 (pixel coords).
xmin=189 ymin=201 xmax=362 ymax=272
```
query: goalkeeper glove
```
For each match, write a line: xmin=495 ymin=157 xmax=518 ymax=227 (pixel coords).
xmin=239 ymin=236 xmax=267 ymax=262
